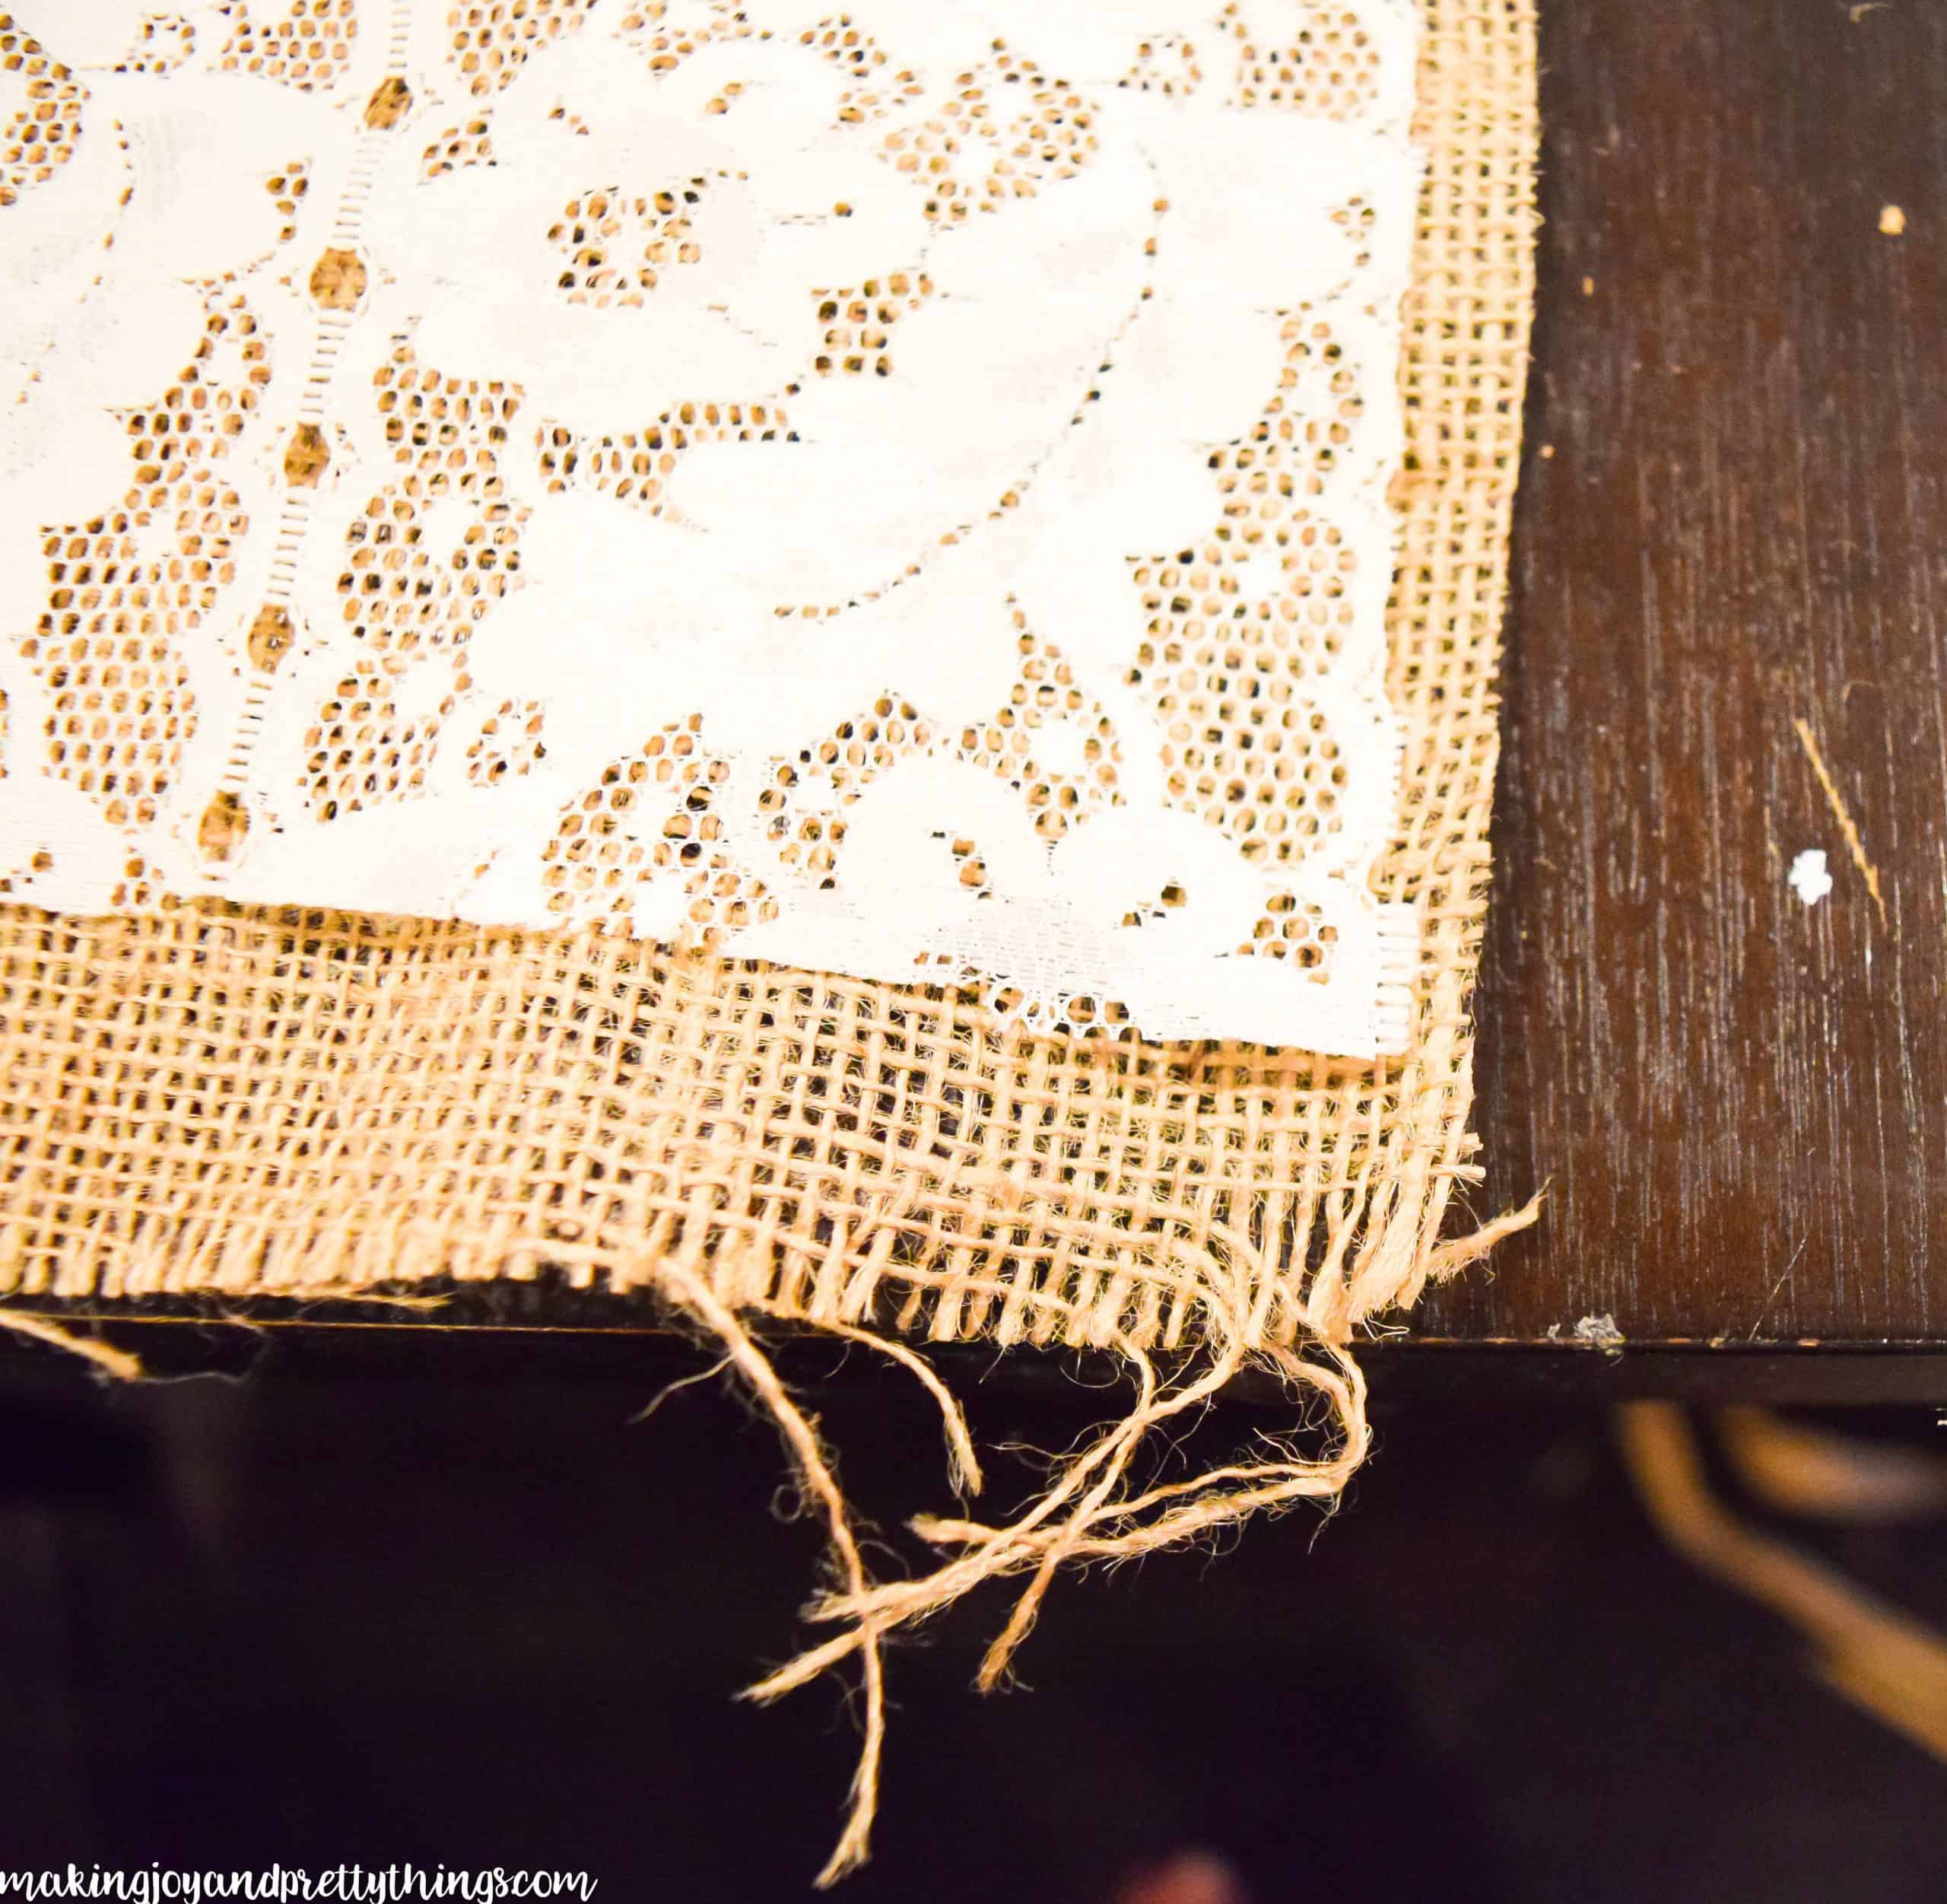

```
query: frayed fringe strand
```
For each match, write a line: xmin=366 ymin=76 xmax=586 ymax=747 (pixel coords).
xmin=652 ymin=1256 xmax=890 ymax=1888
xmin=0 ymin=1311 xmax=145 ymax=1380
xmin=732 ymin=1325 xmax=1364 ymax=1883
xmin=650 ymin=1190 xmax=1536 ymax=1884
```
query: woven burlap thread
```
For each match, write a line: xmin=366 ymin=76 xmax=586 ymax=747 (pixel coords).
xmin=0 ymin=0 xmax=1538 ymax=1880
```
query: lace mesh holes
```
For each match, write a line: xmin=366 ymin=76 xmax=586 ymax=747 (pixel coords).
xmin=304 ymin=349 xmax=526 ymax=819
xmin=544 ymin=720 xmax=774 ymax=940
xmin=549 ymin=180 xmax=705 ymax=310
xmin=880 ymin=50 xmax=1097 ymax=224
xmin=542 ymin=402 xmax=789 ymax=515
xmin=348 ymin=354 xmax=522 ymax=664
xmin=945 ymin=835 xmax=989 ymax=899
xmin=19 ymin=297 xmax=264 ymax=828
xmin=764 ymin=698 xmax=933 ymax=889
xmin=119 ymin=15 xmax=200 ymax=75
xmin=1131 ymin=547 xmax=1348 ymax=865
xmin=106 ymin=851 xmax=176 ymax=909
xmin=623 ymin=7 xmax=729 ymax=76
xmin=421 ymin=118 xmax=494 ymax=178
xmin=1330 ymin=194 xmax=1377 ymax=272
xmin=1118 ymin=36 xmax=1203 ymax=98
xmin=217 ymin=1 xmax=357 ymax=92
xmin=446 ymin=0 xmax=600 ymax=97
xmin=466 ymin=700 xmax=545 ymax=785
xmin=801 ymin=15 xmax=916 ymax=125
xmin=303 ymin=662 xmax=451 ymax=818
xmin=1225 ymin=1 xmax=1381 ymax=119
xmin=961 ymin=627 xmax=1121 ymax=841
xmin=993 ymin=55 xmax=1098 ymax=200
xmin=812 ymin=273 xmax=930 ymax=379
xmin=1238 ymin=891 xmax=1334 ymax=972
xmin=0 ymin=847 xmax=50 ymax=900
xmin=0 ymin=14 xmax=84 ymax=207
xmin=1211 ymin=514 xmax=1357 ymax=671
xmin=264 ymin=161 xmax=310 ymax=241
xmin=1218 ymin=315 xmax=1364 ymax=513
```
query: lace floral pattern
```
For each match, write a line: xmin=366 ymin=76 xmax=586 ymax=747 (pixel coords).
xmin=1 ymin=0 xmax=1421 ymax=1054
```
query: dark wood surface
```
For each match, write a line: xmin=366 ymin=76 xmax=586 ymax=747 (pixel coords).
xmin=12 ymin=0 xmax=1947 ymax=1394
xmin=1417 ymin=0 xmax=1947 ymax=1354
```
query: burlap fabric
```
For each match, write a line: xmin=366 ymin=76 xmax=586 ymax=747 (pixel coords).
xmin=0 ymin=0 xmax=1538 ymax=1879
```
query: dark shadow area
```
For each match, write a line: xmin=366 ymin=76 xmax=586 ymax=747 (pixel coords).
xmin=0 ymin=1345 xmax=1943 ymax=1902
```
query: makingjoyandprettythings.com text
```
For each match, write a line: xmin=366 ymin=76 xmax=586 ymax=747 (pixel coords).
xmin=0 ymin=1871 xmax=596 ymax=1903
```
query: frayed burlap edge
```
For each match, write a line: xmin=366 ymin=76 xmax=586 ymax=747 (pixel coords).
xmin=0 ymin=0 xmax=1538 ymax=1880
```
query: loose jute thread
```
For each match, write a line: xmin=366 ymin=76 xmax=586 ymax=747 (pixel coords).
xmin=0 ymin=1311 xmax=144 ymax=1381
xmin=637 ymin=1189 xmax=1533 ymax=1884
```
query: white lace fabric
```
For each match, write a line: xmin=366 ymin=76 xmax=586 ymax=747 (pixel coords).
xmin=1 ymin=0 xmax=1421 ymax=1055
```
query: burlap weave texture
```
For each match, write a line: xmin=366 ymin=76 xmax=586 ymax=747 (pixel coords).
xmin=1 ymin=0 xmax=1535 ymax=1331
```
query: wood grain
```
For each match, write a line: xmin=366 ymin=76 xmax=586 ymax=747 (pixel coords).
xmin=1418 ymin=0 xmax=1947 ymax=1347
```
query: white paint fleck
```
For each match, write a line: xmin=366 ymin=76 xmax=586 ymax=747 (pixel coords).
xmin=1788 ymin=848 xmax=1833 ymax=907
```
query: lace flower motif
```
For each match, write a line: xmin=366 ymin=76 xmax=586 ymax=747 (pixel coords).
xmin=366 ymin=25 xmax=938 ymax=434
